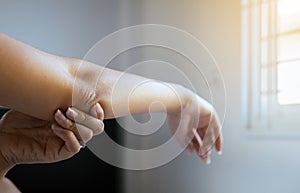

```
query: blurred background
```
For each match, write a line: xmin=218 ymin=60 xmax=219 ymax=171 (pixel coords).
xmin=1 ymin=0 xmax=300 ymax=193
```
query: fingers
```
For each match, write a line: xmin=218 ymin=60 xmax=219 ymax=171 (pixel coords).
xmin=90 ymin=102 xmax=104 ymax=120
xmin=53 ymin=103 xmax=104 ymax=155
xmin=192 ymin=128 xmax=211 ymax=164
xmin=66 ymin=106 xmax=104 ymax=135
xmin=209 ymin=110 xmax=223 ymax=154
xmin=54 ymin=109 xmax=73 ymax=128
xmin=203 ymin=114 xmax=222 ymax=155
xmin=215 ymin=135 xmax=223 ymax=154
xmin=51 ymin=124 xmax=81 ymax=155
xmin=176 ymin=114 xmax=216 ymax=164
xmin=190 ymin=112 xmax=222 ymax=164
xmin=54 ymin=108 xmax=98 ymax=145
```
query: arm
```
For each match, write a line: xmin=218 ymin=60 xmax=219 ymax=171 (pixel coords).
xmin=0 ymin=33 xmax=222 ymax=162
xmin=0 ymin=33 xmax=75 ymax=121
xmin=69 ymin=58 xmax=188 ymax=119
xmin=70 ymin=59 xmax=222 ymax=161
xmin=0 ymin=32 xmax=184 ymax=122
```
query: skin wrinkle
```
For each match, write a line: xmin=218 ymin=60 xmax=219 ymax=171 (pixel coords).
xmin=0 ymin=33 xmax=223 ymax=172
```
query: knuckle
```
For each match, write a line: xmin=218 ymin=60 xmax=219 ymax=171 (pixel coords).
xmin=65 ymin=119 xmax=74 ymax=128
xmin=77 ymin=126 xmax=93 ymax=142
xmin=74 ymin=110 xmax=86 ymax=123
xmin=65 ymin=130 xmax=74 ymax=138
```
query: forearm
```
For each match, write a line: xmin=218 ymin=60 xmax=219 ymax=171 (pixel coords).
xmin=0 ymin=33 xmax=74 ymax=121
xmin=70 ymin=59 xmax=189 ymax=119
xmin=0 ymin=32 xmax=189 ymax=121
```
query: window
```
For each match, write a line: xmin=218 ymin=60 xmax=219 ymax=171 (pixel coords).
xmin=241 ymin=0 xmax=300 ymax=132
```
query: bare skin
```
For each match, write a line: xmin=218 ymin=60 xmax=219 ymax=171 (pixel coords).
xmin=0 ymin=33 xmax=223 ymax=164
xmin=0 ymin=107 xmax=98 ymax=193
xmin=0 ymin=177 xmax=20 ymax=193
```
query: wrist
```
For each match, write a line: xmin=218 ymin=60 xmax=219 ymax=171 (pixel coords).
xmin=166 ymin=83 xmax=192 ymax=114
xmin=166 ymin=84 xmax=213 ymax=116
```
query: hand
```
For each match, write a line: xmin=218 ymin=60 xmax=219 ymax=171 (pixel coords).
xmin=55 ymin=104 xmax=105 ymax=146
xmin=167 ymin=90 xmax=223 ymax=164
xmin=0 ymin=104 xmax=104 ymax=171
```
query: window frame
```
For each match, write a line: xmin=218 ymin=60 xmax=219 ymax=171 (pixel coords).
xmin=241 ymin=0 xmax=300 ymax=137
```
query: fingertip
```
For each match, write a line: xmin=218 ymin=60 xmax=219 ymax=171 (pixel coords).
xmin=200 ymin=155 xmax=211 ymax=165
xmin=54 ymin=109 xmax=63 ymax=121
xmin=90 ymin=103 xmax=104 ymax=120
xmin=66 ymin=107 xmax=78 ymax=121
xmin=54 ymin=109 xmax=60 ymax=116
xmin=54 ymin=110 xmax=74 ymax=128
xmin=206 ymin=157 xmax=211 ymax=165
xmin=98 ymin=121 xmax=105 ymax=134
xmin=95 ymin=103 xmax=104 ymax=120
xmin=92 ymin=120 xmax=105 ymax=136
xmin=90 ymin=104 xmax=98 ymax=119
xmin=215 ymin=136 xmax=223 ymax=154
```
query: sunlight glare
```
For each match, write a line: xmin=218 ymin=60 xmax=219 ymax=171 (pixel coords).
xmin=278 ymin=62 xmax=300 ymax=105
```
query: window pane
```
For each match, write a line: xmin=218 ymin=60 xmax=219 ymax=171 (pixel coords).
xmin=277 ymin=33 xmax=300 ymax=62
xmin=261 ymin=40 xmax=268 ymax=65
xmin=261 ymin=2 xmax=269 ymax=37
xmin=278 ymin=61 xmax=300 ymax=105
xmin=277 ymin=0 xmax=300 ymax=33
xmin=260 ymin=67 xmax=268 ymax=93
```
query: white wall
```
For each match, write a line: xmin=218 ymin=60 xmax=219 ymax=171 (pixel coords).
xmin=122 ymin=1 xmax=300 ymax=193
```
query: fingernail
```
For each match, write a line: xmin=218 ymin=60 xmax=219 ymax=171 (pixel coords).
xmin=200 ymin=154 xmax=211 ymax=165
xmin=201 ymin=156 xmax=211 ymax=165
xmin=67 ymin=107 xmax=78 ymax=119
xmin=100 ymin=121 xmax=104 ymax=131
xmin=56 ymin=109 xmax=66 ymax=121
xmin=217 ymin=151 xmax=223 ymax=155
xmin=95 ymin=103 xmax=104 ymax=120
xmin=91 ymin=103 xmax=103 ymax=120
xmin=206 ymin=158 xmax=211 ymax=165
